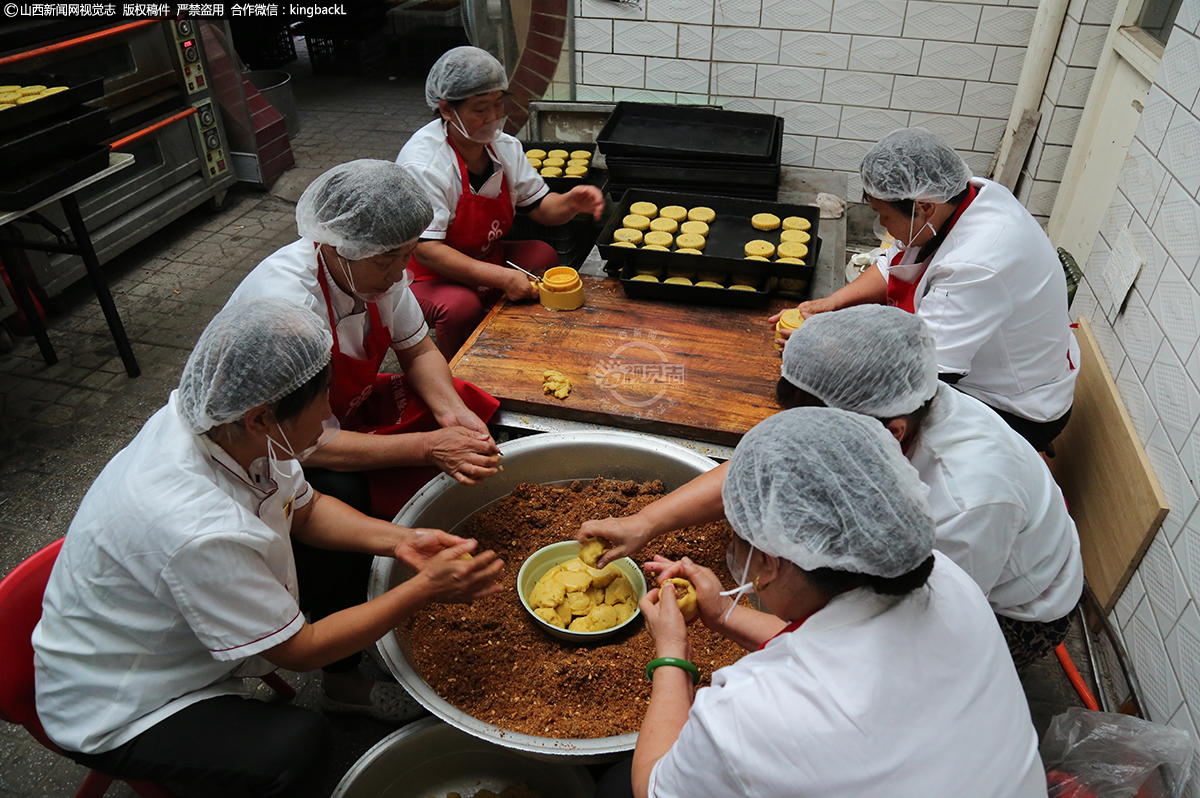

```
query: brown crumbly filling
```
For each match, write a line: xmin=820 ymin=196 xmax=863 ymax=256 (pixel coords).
xmin=400 ymin=477 xmax=745 ymax=739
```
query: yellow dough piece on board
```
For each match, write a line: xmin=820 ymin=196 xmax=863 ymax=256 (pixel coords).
xmin=688 ymin=206 xmax=716 ymax=223
xmin=745 ymin=239 xmax=776 ymax=258
xmin=630 ymin=273 xmax=659 ymax=281
xmin=542 ymin=369 xmax=571 ymax=400
xmin=751 ymin=213 xmax=781 ymax=231
xmin=540 ymin=167 xmax=563 ymax=177
xmin=782 ymin=216 xmax=811 ymax=231
xmin=675 ymin=233 xmax=706 ymax=251
xmin=778 ymin=241 xmax=809 ymax=259
xmin=680 ymin=221 xmax=709 ymax=237
xmin=623 ymin=214 xmax=651 ymax=231
xmin=664 ymin=276 xmax=693 ymax=285
xmin=629 ymin=201 xmax=658 ymax=218
xmin=642 ymin=244 xmax=670 ymax=251
xmin=660 ymin=205 xmax=688 ymax=222
xmin=649 ymin=217 xmax=678 ymax=234
xmin=613 ymin=228 xmax=644 ymax=245
xmin=526 ymin=148 xmax=547 ymax=159
xmin=644 ymin=231 xmax=674 ymax=248
xmin=548 ymin=149 xmax=569 ymax=159
xmin=781 ymin=229 xmax=811 ymax=244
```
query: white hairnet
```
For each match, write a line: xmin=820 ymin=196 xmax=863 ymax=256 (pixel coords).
xmin=781 ymin=305 xmax=938 ymax=418
xmin=861 ymin=127 xmax=972 ymax=204
xmin=178 ymin=298 xmax=332 ymax=433
xmin=425 ymin=45 xmax=508 ymax=109
xmin=295 ymin=160 xmax=433 ymax=260
xmin=722 ymin=408 xmax=935 ymax=578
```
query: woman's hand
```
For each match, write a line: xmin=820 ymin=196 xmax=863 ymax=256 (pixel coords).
xmin=797 ymin=296 xmax=839 ymax=319
xmin=434 ymin=406 xmax=494 ymax=440
xmin=640 ymin=580 xmax=692 ymax=660
xmin=576 ymin=515 xmax=654 ymax=568
xmin=393 ymin=527 xmax=467 ymax=570
xmin=413 ymin=539 xmax=505 ymax=604
xmin=645 ymin=556 xmax=734 ymax=634
xmin=564 ymin=185 xmax=606 ymax=220
xmin=501 ymin=269 xmax=540 ymax=302
xmin=426 ymin=427 xmax=501 ymax=484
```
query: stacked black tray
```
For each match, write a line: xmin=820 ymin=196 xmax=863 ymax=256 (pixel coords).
xmin=0 ymin=71 xmax=108 ymax=211
xmin=597 ymin=103 xmax=783 ymax=201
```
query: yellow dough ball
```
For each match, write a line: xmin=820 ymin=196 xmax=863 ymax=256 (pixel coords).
xmin=781 ymin=229 xmax=811 ymax=244
xmin=666 ymin=577 xmax=700 ymax=621
xmin=548 ymin=149 xmax=569 ymax=159
xmin=623 ymin=214 xmax=652 ymax=231
xmin=649 ymin=217 xmax=678 ymax=234
xmin=571 ymin=150 xmax=592 ymax=160
xmin=0 ymin=103 xmax=14 ymax=110
xmin=0 ymin=92 xmax=19 ymax=104
xmin=782 ymin=216 xmax=811 ymax=231
xmin=676 ymin=248 xmax=703 ymax=255
xmin=660 ymin=205 xmax=688 ymax=222
xmin=680 ymin=221 xmax=709 ymax=237
xmin=687 ymin=206 xmax=716 ymax=223
xmin=778 ymin=241 xmax=809 ymax=259
xmin=694 ymin=280 xmax=723 ymax=287
xmin=744 ymin=240 xmax=776 ymax=258
xmin=776 ymin=256 xmax=806 ymax=264
xmin=629 ymin=201 xmax=658 ymax=218
xmin=675 ymin=233 xmax=706 ymax=251
xmin=664 ymin=276 xmax=693 ymax=285
xmin=630 ymin=274 xmax=659 ymax=281
xmin=579 ymin=538 xmax=610 ymax=568
xmin=642 ymin=244 xmax=671 ymax=251
xmin=644 ymin=231 xmax=674 ymax=248
xmin=565 ymin=165 xmax=589 ymax=177
xmin=526 ymin=148 xmax=547 ymax=159
xmin=751 ymin=213 xmax=781 ymax=231
xmin=728 ymin=284 xmax=757 ymax=291
xmin=540 ymin=167 xmax=563 ymax=177
xmin=611 ymin=241 xmax=637 ymax=248
xmin=542 ymin=157 xmax=565 ymax=168
xmin=613 ymin=228 xmax=644 ymax=245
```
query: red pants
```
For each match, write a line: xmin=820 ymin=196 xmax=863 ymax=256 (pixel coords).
xmin=411 ymin=239 xmax=559 ymax=360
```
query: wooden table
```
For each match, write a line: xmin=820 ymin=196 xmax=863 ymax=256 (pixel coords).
xmin=451 ymin=277 xmax=793 ymax=446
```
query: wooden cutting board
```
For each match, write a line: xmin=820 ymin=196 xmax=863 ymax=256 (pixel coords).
xmin=450 ymin=277 xmax=793 ymax=445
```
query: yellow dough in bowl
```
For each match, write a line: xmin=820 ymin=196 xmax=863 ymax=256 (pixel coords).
xmin=781 ymin=229 xmax=811 ymax=244
xmin=680 ymin=221 xmax=709 ymax=237
xmin=744 ymin=239 xmax=776 ymax=258
xmin=629 ymin=201 xmax=658 ymax=218
xmin=782 ymin=216 xmax=811 ymax=231
xmin=649 ymin=217 xmax=678 ymax=234
xmin=778 ymin=241 xmax=809 ymax=259
xmin=579 ymin=538 xmax=611 ymax=567
xmin=644 ymin=231 xmax=674 ymax=248
xmin=613 ymin=228 xmax=644 ymax=245
xmin=751 ymin=213 xmax=781 ymax=231
xmin=660 ymin=205 xmax=688 ymax=222
xmin=676 ymin=233 xmax=706 ymax=251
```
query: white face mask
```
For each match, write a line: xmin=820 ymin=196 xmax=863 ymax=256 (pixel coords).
xmin=450 ymin=108 xmax=506 ymax=144
xmin=335 ymin=252 xmax=408 ymax=304
xmin=719 ymin=542 xmax=758 ymax=623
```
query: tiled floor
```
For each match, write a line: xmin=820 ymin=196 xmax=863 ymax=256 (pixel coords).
xmin=0 ymin=39 xmax=1107 ymax=798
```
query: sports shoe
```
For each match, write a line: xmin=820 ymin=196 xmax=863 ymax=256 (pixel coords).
xmin=319 ymin=681 xmax=428 ymax=723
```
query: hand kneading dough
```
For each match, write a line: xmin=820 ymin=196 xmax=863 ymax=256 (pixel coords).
xmin=649 ymin=217 xmax=678 ymax=234
xmin=659 ymin=205 xmax=688 ymax=222
xmin=579 ymin=538 xmax=610 ymax=567
xmin=744 ymin=240 xmax=775 ymax=258
xmin=782 ymin=216 xmax=811 ymax=231
xmin=687 ymin=207 xmax=716 ymax=223
xmin=751 ymin=213 xmax=781 ymax=231
xmin=528 ymin=555 xmax=637 ymax=633
xmin=629 ymin=201 xmax=658 ymax=218
xmin=644 ymin=231 xmax=674 ymax=248
xmin=666 ymin=577 xmax=700 ymax=621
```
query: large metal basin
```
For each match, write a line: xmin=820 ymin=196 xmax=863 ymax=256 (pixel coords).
xmin=369 ymin=431 xmax=718 ymax=761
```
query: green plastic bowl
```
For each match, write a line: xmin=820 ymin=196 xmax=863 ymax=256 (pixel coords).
xmin=517 ymin=541 xmax=647 ymax=642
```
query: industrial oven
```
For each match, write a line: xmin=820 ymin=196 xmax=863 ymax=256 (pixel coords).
xmin=0 ymin=18 xmax=236 ymax=300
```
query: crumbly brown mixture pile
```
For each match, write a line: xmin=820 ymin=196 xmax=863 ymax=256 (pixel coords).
xmin=401 ymin=477 xmax=745 ymax=739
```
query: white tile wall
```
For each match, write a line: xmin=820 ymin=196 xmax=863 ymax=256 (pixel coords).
xmin=711 ymin=62 xmax=757 ymax=96
xmin=840 ymin=106 xmax=909 ymax=141
xmin=1058 ymin=65 xmax=1097 ymax=108
xmin=613 ymin=21 xmax=678 ymax=58
xmin=582 ymin=52 xmax=645 ymax=88
xmin=613 ymin=88 xmax=677 ymax=101
xmin=1146 ymin=421 xmax=1200 ymax=532
xmin=823 ymin=70 xmax=894 ymax=107
xmin=920 ymin=41 xmax=996 ymax=81
xmin=575 ymin=17 xmax=613 ymax=52
xmin=712 ymin=26 xmax=780 ymax=63
xmin=990 ymin=45 xmax=1026 ymax=84
xmin=1150 ymin=257 xmax=1200 ymax=373
xmin=814 ymin=136 xmax=873 ymax=170
xmin=960 ymin=80 xmax=1017 ymax=118
xmin=847 ymin=34 xmax=923 ymax=75
xmin=1165 ymin=603 xmax=1200 ymax=732
xmin=1046 ymin=105 xmax=1085 ymax=146
xmin=1129 ymin=592 xmax=1187 ymax=722
xmin=1034 ymin=143 xmax=1073 ymax=182
xmin=1162 ymin=31 xmax=1200 ymax=109
xmin=1146 ymin=338 xmax=1200 ymax=451
xmin=713 ymin=0 xmax=762 ymax=26
xmin=1141 ymin=87 xmax=1177 ymax=156
xmin=678 ymin=25 xmax=714 ymax=61
xmin=975 ymin=117 xmax=1006 ymax=151
xmin=1022 ymin=178 xmax=1061 ymax=216
xmin=716 ymin=95 xmax=775 ymax=113
xmin=1141 ymin=532 xmax=1193 ymax=636
xmin=910 ymin=111 xmax=979 ymax=148
xmin=976 ymin=5 xmax=1036 ymax=46
xmin=1116 ymin=287 xmax=1166 ymax=381
xmin=782 ymin=133 xmax=818 ymax=166
xmin=780 ymin=31 xmax=852 ymax=69
xmin=1117 ymin=358 xmax=1157 ymax=443
xmin=1113 ymin=571 xmax=1147 ymax=633
xmin=832 ymin=0 xmax=906 ymax=36
xmin=645 ymin=0 xmax=711 ymax=23
xmin=1152 ymin=179 xmax=1200 ymax=277
xmin=646 ymin=57 xmax=711 ymax=95
xmin=1067 ymin=23 xmax=1108 ymax=68
xmin=1120 ymin=139 xmax=1171 ymax=215
xmin=903 ymin=1 xmax=981 ymax=41
xmin=755 ymin=64 xmax=825 ymax=101
xmin=1161 ymin=108 xmax=1200 ymax=197
xmin=760 ymin=0 xmax=834 ymax=30
xmin=776 ymin=99 xmax=843 ymax=137
xmin=891 ymin=75 xmax=965 ymax=114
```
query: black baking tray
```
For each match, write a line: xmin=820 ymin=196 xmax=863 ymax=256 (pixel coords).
xmin=597 ymin=103 xmax=784 ymax=162
xmin=0 ymin=144 xmax=109 ymax=211
xmin=0 ymin=105 xmax=108 ymax=166
xmin=597 ymin=189 xmax=820 ymax=307
xmin=0 ymin=72 xmax=104 ymax=135
xmin=608 ymin=180 xmax=779 ymax=202
xmin=519 ymin=140 xmax=604 ymax=193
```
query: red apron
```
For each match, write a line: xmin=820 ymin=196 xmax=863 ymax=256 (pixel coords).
xmin=885 ymin=184 xmax=977 ymax=313
xmin=316 ymin=252 xmax=500 ymax=519
xmin=408 ymin=143 xmax=514 ymax=283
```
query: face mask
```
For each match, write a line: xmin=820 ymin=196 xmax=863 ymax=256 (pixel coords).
xmin=873 ymin=218 xmax=892 ymax=243
xmin=336 ymin=252 xmax=407 ymax=304
xmin=450 ymin=108 xmax=506 ymax=144
xmin=719 ymin=541 xmax=758 ymax=623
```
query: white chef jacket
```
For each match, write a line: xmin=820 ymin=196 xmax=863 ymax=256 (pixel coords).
xmin=877 ymin=178 xmax=1079 ymax=422
xmin=229 ymin=238 xmax=429 ymax=359
xmin=913 ymin=384 xmax=1083 ymax=622
xmin=396 ymin=119 xmax=549 ymax=240
xmin=648 ymin=553 xmax=1045 ymax=798
xmin=32 ymin=391 xmax=312 ymax=754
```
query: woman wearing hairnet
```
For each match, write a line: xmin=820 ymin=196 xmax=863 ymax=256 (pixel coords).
xmin=580 ymin=305 xmax=1082 ymax=670
xmin=596 ymin=408 xmax=1043 ymax=797
xmin=230 ymin=159 xmax=502 ymax=523
xmin=771 ymin=127 xmax=1079 ymax=454
xmin=33 ymin=299 xmax=504 ymax=797
xmin=396 ymin=46 xmax=606 ymax=358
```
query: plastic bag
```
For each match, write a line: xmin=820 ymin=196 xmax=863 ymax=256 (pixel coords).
xmin=1042 ymin=708 xmax=1198 ymax=798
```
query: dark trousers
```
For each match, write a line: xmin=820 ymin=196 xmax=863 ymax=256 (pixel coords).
xmin=990 ymin=404 xmax=1072 ymax=455
xmin=296 ymin=467 xmax=374 ymax=673
xmin=66 ymin=695 xmax=331 ymax=798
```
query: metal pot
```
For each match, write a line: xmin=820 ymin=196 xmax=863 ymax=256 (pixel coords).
xmin=332 ymin=717 xmax=594 ymax=798
xmin=369 ymin=431 xmax=719 ymax=762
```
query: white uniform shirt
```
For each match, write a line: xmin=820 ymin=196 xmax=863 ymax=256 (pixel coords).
xmin=648 ymin=553 xmax=1045 ymax=798
xmin=229 ymin=238 xmax=428 ymax=359
xmin=913 ymin=384 xmax=1083 ymax=622
xmin=32 ymin=392 xmax=312 ymax=754
xmin=877 ymin=178 xmax=1079 ymax=422
xmin=396 ymin=119 xmax=549 ymax=240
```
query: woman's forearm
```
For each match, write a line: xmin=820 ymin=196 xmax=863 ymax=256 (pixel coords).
xmin=639 ymin=463 xmax=727 ymax=537
xmin=299 ymin=428 xmax=432 ymax=470
xmin=632 ymin=667 xmax=694 ymax=798
xmin=827 ymin=263 xmax=888 ymax=309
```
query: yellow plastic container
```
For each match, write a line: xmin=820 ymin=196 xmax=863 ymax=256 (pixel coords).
xmin=774 ymin=308 xmax=804 ymax=351
xmin=539 ymin=266 xmax=584 ymax=311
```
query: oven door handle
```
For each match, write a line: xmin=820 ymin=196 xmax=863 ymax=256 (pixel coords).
xmin=111 ymin=107 xmax=199 ymax=151
xmin=0 ymin=19 xmax=163 ymax=67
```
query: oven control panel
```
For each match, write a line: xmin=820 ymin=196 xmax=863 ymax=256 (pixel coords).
xmin=172 ymin=19 xmax=207 ymax=95
xmin=194 ymin=101 xmax=228 ymax=178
